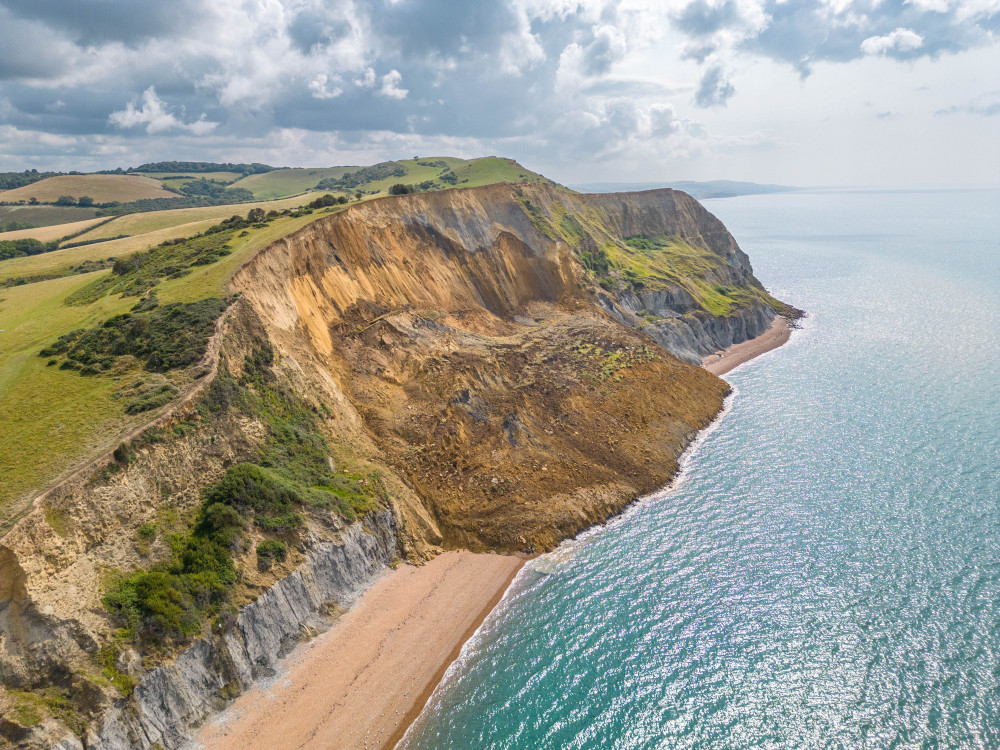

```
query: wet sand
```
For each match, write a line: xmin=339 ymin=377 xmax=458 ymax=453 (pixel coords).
xmin=192 ymin=551 xmax=525 ymax=750
xmin=703 ymin=316 xmax=791 ymax=376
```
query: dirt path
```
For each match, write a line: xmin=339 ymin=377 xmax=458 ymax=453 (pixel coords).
xmin=13 ymin=302 xmax=236 ymax=518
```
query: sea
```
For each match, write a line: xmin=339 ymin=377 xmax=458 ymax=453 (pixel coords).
xmin=399 ymin=188 xmax=1000 ymax=750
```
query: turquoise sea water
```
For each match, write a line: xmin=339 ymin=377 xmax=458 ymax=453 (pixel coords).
xmin=400 ymin=189 xmax=1000 ymax=750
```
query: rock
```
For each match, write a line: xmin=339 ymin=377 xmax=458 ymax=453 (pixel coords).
xmin=88 ymin=511 xmax=395 ymax=750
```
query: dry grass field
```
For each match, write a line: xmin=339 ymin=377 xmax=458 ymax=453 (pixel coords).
xmin=0 ymin=174 xmax=174 ymax=203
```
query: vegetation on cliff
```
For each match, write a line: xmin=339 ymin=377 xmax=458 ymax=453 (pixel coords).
xmin=102 ymin=335 xmax=385 ymax=648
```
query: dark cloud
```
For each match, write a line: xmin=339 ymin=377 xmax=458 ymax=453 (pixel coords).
xmin=694 ymin=64 xmax=734 ymax=108
xmin=744 ymin=0 xmax=997 ymax=75
xmin=0 ymin=0 xmax=996 ymax=170
xmin=1 ymin=0 xmax=204 ymax=45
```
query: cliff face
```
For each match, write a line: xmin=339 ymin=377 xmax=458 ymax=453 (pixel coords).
xmin=231 ymin=183 xmax=781 ymax=552
xmin=0 ymin=183 xmax=790 ymax=748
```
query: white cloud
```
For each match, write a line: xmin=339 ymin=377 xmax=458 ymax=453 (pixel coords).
xmin=861 ymin=28 xmax=924 ymax=56
xmin=109 ymin=87 xmax=218 ymax=135
xmin=309 ymin=73 xmax=343 ymax=99
xmin=379 ymin=69 xmax=408 ymax=99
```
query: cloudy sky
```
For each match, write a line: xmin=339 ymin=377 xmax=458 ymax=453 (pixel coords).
xmin=1 ymin=0 xmax=997 ymax=186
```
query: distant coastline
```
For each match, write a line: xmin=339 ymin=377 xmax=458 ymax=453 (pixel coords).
xmin=570 ymin=179 xmax=799 ymax=200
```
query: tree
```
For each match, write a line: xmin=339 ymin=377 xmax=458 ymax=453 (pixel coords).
xmin=77 ymin=195 xmax=95 ymax=207
xmin=247 ymin=207 xmax=266 ymax=223
xmin=354 ymin=190 xmax=363 ymax=201
xmin=54 ymin=195 xmax=77 ymax=206
xmin=28 ymin=197 xmax=39 ymax=205
xmin=337 ymin=195 xmax=348 ymax=205
xmin=389 ymin=183 xmax=414 ymax=195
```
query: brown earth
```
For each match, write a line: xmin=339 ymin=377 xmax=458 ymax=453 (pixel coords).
xmin=232 ymin=183 xmax=733 ymax=554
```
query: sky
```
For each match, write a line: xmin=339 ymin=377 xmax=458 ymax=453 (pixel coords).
xmin=0 ymin=0 xmax=997 ymax=187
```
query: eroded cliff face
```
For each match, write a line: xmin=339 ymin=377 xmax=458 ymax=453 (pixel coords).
xmin=0 ymin=183 xmax=790 ymax=748
xmin=230 ymin=183 xmax=785 ymax=552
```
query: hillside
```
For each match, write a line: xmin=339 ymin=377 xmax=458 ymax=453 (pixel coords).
xmin=0 ymin=174 xmax=175 ymax=204
xmin=0 ymin=172 xmax=796 ymax=748
xmin=229 ymin=167 xmax=354 ymax=199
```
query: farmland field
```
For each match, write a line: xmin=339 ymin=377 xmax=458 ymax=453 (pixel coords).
xmin=0 ymin=205 xmax=99 ymax=228
xmin=230 ymin=167 xmax=354 ymax=199
xmin=0 ymin=217 xmax=105 ymax=243
xmin=0 ymin=174 xmax=175 ymax=203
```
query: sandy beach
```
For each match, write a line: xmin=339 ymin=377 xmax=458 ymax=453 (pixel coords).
xmin=192 ymin=551 xmax=525 ymax=750
xmin=703 ymin=316 xmax=791 ymax=376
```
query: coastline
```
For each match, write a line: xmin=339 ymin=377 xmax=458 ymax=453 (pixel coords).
xmin=191 ymin=551 xmax=525 ymax=750
xmin=192 ymin=320 xmax=792 ymax=750
xmin=703 ymin=316 xmax=791 ymax=376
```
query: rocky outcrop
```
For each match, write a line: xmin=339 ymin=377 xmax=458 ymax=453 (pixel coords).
xmin=90 ymin=511 xmax=395 ymax=750
xmin=601 ymin=288 xmax=777 ymax=364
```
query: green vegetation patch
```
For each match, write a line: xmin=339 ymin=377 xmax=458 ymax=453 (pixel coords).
xmin=318 ymin=161 xmax=406 ymax=190
xmin=67 ymin=231 xmax=235 ymax=304
xmin=40 ymin=296 xmax=227 ymax=375
xmin=570 ymin=341 xmax=661 ymax=383
xmin=102 ymin=338 xmax=386 ymax=647
xmin=618 ymin=235 xmax=775 ymax=315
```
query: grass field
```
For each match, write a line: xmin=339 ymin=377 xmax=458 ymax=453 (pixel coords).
xmin=73 ymin=194 xmax=314 ymax=242
xmin=140 ymin=171 xmax=243 ymax=182
xmin=0 ymin=205 xmax=337 ymax=528
xmin=0 ymin=205 xmax=99 ymax=229
xmin=230 ymin=167 xmax=354 ymax=199
xmin=0 ymin=220 xmax=221 ymax=284
xmin=0 ymin=174 xmax=175 ymax=204
xmin=310 ymin=157 xmax=550 ymax=196
xmin=0 ymin=218 xmax=105 ymax=243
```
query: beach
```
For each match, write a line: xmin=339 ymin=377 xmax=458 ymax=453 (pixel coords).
xmin=192 ymin=322 xmax=790 ymax=750
xmin=192 ymin=551 xmax=525 ymax=750
xmin=703 ymin=316 xmax=790 ymax=376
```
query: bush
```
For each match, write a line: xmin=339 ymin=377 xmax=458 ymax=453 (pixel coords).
xmin=202 ymin=463 xmax=304 ymax=532
xmin=256 ymin=540 xmax=288 ymax=570
xmin=41 ymin=298 xmax=227 ymax=374
xmin=389 ymin=183 xmax=414 ymax=195
xmin=54 ymin=195 xmax=77 ymax=206
xmin=77 ymin=195 xmax=95 ymax=207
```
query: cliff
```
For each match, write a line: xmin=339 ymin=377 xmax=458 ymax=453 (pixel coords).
xmin=0 ymin=183 xmax=792 ymax=748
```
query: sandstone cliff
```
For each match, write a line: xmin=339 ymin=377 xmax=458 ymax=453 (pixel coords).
xmin=0 ymin=183 xmax=791 ymax=748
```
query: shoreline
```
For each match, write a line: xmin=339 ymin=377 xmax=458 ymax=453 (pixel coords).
xmin=703 ymin=316 xmax=791 ymax=376
xmin=192 ymin=320 xmax=793 ymax=750
xmin=191 ymin=551 xmax=526 ymax=750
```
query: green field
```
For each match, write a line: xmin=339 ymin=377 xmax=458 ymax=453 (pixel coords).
xmin=0 ymin=174 xmax=174 ymax=204
xmin=139 ymin=171 xmax=244 ymax=182
xmin=229 ymin=167 xmax=354 ymax=199
xmin=70 ymin=194 xmax=314 ymax=242
xmin=0 ymin=204 xmax=338 ymax=528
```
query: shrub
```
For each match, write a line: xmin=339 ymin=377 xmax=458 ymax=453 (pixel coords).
xmin=54 ymin=195 xmax=77 ymax=206
xmin=202 ymin=463 xmax=304 ymax=532
xmin=41 ymin=298 xmax=227 ymax=374
xmin=256 ymin=540 xmax=288 ymax=570
xmin=389 ymin=183 xmax=414 ymax=195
